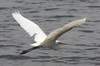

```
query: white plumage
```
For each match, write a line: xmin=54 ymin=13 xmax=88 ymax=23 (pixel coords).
xmin=12 ymin=12 xmax=47 ymax=46
xmin=12 ymin=11 xmax=86 ymax=55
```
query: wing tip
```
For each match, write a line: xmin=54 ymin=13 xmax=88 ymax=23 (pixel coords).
xmin=80 ymin=17 xmax=87 ymax=24
xmin=12 ymin=11 xmax=21 ymax=16
xmin=69 ymin=17 xmax=87 ymax=27
xmin=82 ymin=17 xmax=87 ymax=22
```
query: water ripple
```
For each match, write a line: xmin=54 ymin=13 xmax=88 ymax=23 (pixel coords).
xmin=0 ymin=55 xmax=33 ymax=60
xmin=28 ymin=11 xmax=39 ymax=13
xmin=78 ymin=30 xmax=94 ymax=33
xmin=85 ymin=48 xmax=98 ymax=50
xmin=0 ymin=45 xmax=21 ymax=48
xmin=88 ymin=6 xmax=100 ymax=8
xmin=44 ymin=8 xmax=60 ymax=11
xmin=15 ymin=0 xmax=24 ymax=3
xmin=0 ymin=7 xmax=9 ymax=10
xmin=48 ymin=15 xmax=75 ymax=18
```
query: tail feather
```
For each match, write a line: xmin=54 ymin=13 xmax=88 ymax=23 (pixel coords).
xmin=19 ymin=46 xmax=40 ymax=55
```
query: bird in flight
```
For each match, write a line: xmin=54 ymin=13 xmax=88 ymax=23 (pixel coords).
xmin=12 ymin=11 xmax=86 ymax=55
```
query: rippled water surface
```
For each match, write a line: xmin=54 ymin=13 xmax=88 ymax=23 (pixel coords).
xmin=0 ymin=0 xmax=100 ymax=66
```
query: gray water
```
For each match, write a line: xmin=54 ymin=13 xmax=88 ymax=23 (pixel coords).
xmin=0 ymin=0 xmax=100 ymax=66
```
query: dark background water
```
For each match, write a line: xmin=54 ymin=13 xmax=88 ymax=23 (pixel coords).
xmin=0 ymin=0 xmax=100 ymax=66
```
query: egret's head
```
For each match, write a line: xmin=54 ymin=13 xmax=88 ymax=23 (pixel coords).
xmin=57 ymin=42 xmax=66 ymax=45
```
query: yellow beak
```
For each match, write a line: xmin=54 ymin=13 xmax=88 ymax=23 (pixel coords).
xmin=58 ymin=42 xmax=67 ymax=45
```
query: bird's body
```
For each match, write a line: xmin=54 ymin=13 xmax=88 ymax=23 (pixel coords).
xmin=12 ymin=11 xmax=86 ymax=55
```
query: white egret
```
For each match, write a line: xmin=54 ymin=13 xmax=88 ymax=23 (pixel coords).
xmin=12 ymin=11 xmax=86 ymax=55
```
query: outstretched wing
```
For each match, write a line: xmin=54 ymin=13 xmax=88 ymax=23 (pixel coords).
xmin=43 ymin=18 xmax=86 ymax=43
xmin=12 ymin=11 xmax=47 ymax=43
